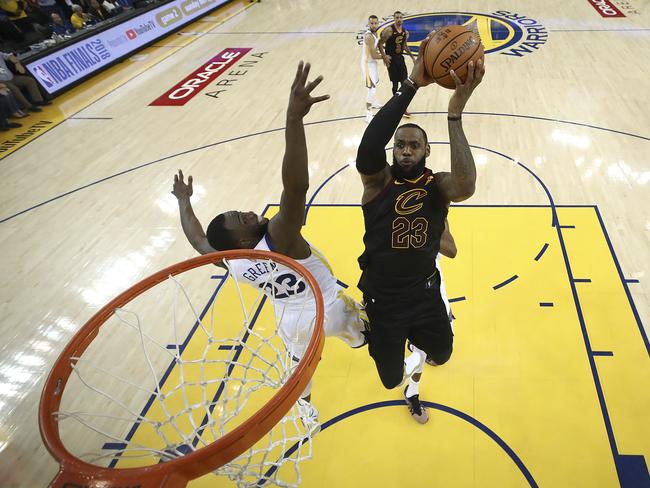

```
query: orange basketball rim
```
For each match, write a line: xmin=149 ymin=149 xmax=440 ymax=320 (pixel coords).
xmin=39 ymin=250 xmax=325 ymax=488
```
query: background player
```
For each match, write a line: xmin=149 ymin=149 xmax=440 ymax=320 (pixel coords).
xmin=378 ymin=10 xmax=415 ymax=117
xmin=355 ymin=33 xmax=485 ymax=423
xmin=361 ymin=14 xmax=384 ymax=123
xmin=172 ymin=61 xmax=367 ymax=428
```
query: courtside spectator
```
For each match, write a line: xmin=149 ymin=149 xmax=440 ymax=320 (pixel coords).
xmin=49 ymin=10 xmax=72 ymax=35
xmin=0 ymin=51 xmax=50 ymax=110
xmin=69 ymin=3 xmax=94 ymax=29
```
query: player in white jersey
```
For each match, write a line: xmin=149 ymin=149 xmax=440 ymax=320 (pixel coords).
xmin=226 ymin=235 xmax=365 ymax=359
xmin=172 ymin=62 xmax=366 ymax=425
xmin=361 ymin=15 xmax=383 ymax=123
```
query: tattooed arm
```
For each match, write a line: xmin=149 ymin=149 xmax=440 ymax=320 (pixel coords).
xmin=435 ymin=58 xmax=486 ymax=202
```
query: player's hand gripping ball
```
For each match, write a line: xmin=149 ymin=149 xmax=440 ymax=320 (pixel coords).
xmin=423 ymin=25 xmax=484 ymax=89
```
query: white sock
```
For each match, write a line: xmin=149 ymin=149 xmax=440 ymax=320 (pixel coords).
xmin=405 ymin=377 xmax=420 ymax=398
xmin=404 ymin=346 xmax=426 ymax=377
xmin=367 ymin=87 xmax=377 ymax=105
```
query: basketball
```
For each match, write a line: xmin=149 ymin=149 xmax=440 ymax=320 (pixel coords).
xmin=423 ymin=25 xmax=484 ymax=89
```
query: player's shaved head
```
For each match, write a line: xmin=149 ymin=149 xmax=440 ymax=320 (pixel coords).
xmin=397 ymin=123 xmax=428 ymax=145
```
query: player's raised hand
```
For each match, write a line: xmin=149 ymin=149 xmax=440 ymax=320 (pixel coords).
xmin=287 ymin=61 xmax=330 ymax=119
xmin=409 ymin=33 xmax=436 ymax=88
xmin=448 ymin=57 xmax=485 ymax=117
xmin=172 ymin=169 xmax=193 ymax=200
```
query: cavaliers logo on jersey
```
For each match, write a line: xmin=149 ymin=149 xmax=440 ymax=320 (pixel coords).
xmin=394 ymin=34 xmax=404 ymax=53
xmin=395 ymin=188 xmax=427 ymax=215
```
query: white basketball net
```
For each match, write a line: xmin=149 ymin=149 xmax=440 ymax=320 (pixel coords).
xmin=54 ymin=256 xmax=320 ymax=488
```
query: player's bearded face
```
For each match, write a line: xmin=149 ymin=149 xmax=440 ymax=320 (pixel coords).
xmin=391 ymin=153 xmax=426 ymax=179
xmin=391 ymin=128 xmax=428 ymax=179
xmin=232 ymin=221 xmax=267 ymax=248
xmin=223 ymin=212 xmax=269 ymax=248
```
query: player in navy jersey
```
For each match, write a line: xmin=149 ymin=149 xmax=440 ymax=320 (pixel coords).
xmin=355 ymin=33 xmax=484 ymax=423
xmin=378 ymin=11 xmax=415 ymax=116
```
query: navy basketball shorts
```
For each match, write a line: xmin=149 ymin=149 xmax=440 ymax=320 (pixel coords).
xmin=363 ymin=272 xmax=454 ymax=388
xmin=387 ymin=55 xmax=408 ymax=83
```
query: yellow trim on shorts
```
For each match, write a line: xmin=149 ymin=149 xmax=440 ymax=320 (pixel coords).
xmin=365 ymin=60 xmax=373 ymax=88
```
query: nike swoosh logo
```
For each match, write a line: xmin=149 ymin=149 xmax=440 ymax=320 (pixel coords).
xmin=396 ymin=91 xmax=402 ymax=96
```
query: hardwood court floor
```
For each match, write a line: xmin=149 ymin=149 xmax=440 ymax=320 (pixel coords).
xmin=1 ymin=1 xmax=648 ymax=487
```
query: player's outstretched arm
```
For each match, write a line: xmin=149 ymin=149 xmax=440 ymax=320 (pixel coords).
xmin=172 ymin=170 xmax=215 ymax=255
xmin=269 ymin=61 xmax=329 ymax=252
xmin=435 ymin=58 xmax=485 ymax=202
xmin=356 ymin=34 xmax=436 ymax=204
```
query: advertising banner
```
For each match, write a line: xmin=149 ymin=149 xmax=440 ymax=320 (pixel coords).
xmin=149 ymin=48 xmax=251 ymax=106
xmin=586 ymin=0 xmax=625 ymax=17
xmin=26 ymin=0 xmax=230 ymax=94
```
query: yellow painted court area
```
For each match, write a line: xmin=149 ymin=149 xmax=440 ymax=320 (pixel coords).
xmin=116 ymin=204 xmax=650 ymax=487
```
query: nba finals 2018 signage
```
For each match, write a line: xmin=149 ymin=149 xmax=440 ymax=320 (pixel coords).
xmin=359 ymin=11 xmax=548 ymax=58
xmin=26 ymin=0 xmax=231 ymax=95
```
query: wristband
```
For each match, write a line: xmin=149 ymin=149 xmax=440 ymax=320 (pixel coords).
xmin=447 ymin=115 xmax=462 ymax=121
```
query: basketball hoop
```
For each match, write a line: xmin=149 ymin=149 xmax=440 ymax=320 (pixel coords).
xmin=39 ymin=250 xmax=325 ymax=488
